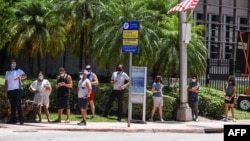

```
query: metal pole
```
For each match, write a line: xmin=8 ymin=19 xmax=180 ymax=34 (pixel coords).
xmin=176 ymin=0 xmax=192 ymax=121
xmin=127 ymin=52 xmax=132 ymax=127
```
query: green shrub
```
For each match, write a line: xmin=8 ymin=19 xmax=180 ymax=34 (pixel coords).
xmin=162 ymin=86 xmax=225 ymax=120
xmin=198 ymin=87 xmax=224 ymax=119
xmin=0 ymin=77 xmax=225 ymax=120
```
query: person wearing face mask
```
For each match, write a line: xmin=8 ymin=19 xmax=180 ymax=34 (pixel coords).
xmin=103 ymin=64 xmax=130 ymax=122
xmin=29 ymin=71 xmax=52 ymax=122
xmin=77 ymin=70 xmax=92 ymax=126
xmin=53 ymin=67 xmax=73 ymax=123
xmin=188 ymin=75 xmax=200 ymax=122
xmin=149 ymin=75 xmax=165 ymax=122
xmin=4 ymin=59 xmax=27 ymax=125
xmin=221 ymin=75 xmax=236 ymax=122
xmin=85 ymin=65 xmax=99 ymax=119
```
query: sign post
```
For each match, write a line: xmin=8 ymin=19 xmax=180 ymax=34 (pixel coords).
xmin=122 ymin=21 xmax=145 ymax=127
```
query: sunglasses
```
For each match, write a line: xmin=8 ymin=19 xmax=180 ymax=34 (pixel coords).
xmin=85 ymin=68 xmax=91 ymax=70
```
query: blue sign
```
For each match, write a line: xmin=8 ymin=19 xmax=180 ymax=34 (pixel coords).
xmin=123 ymin=21 xmax=140 ymax=30
xmin=122 ymin=45 xmax=139 ymax=53
xmin=122 ymin=21 xmax=140 ymax=53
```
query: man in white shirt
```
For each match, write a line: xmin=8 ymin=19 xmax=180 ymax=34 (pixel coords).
xmin=4 ymin=59 xmax=27 ymax=125
xmin=103 ymin=64 xmax=130 ymax=122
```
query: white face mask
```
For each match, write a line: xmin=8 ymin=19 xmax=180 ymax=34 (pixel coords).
xmin=192 ymin=79 xmax=196 ymax=82
xmin=11 ymin=64 xmax=16 ymax=69
xmin=60 ymin=74 xmax=64 ymax=77
xmin=79 ymin=74 xmax=83 ymax=79
xmin=38 ymin=76 xmax=44 ymax=80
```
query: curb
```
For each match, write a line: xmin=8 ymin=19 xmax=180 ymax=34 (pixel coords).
xmin=204 ymin=128 xmax=224 ymax=133
xmin=35 ymin=128 xmax=206 ymax=133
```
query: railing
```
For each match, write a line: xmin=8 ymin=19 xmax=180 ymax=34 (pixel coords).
xmin=162 ymin=58 xmax=250 ymax=96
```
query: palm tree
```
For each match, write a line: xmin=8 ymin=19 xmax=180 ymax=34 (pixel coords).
xmin=154 ymin=15 xmax=207 ymax=78
xmin=8 ymin=0 xmax=66 ymax=75
xmin=144 ymin=0 xmax=207 ymax=78
xmin=54 ymin=0 xmax=97 ymax=71
xmin=92 ymin=0 xmax=162 ymax=75
xmin=0 ymin=0 xmax=16 ymax=73
xmin=0 ymin=0 xmax=15 ymax=49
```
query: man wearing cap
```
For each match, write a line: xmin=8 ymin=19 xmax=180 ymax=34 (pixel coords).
xmin=53 ymin=67 xmax=73 ymax=123
xmin=85 ymin=65 xmax=99 ymax=119
xmin=4 ymin=59 xmax=27 ymax=125
xmin=77 ymin=70 xmax=92 ymax=126
xmin=103 ymin=64 xmax=130 ymax=122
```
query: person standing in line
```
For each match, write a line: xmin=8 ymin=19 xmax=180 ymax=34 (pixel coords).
xmin=53 ymin=67 xmax=73 ymax=123
xmin=85 ymin=65 xmax=99 ymax=119
xmin=149 ymin=75 xmax=164 ymax=122
xmin=222 ymin=75 xmax=236 ymax=122
xmin=188 ymin=75 xmax=200 ymax=122
xmin=77 ymin=70 xmax=92 ymax=126
xmin=103 ymin=64 xmax=130 ymax=122
xmin=4 ymin=59 xmax=27 ymax=125
xmin=29 ymin=71 xmax=52 ymax=122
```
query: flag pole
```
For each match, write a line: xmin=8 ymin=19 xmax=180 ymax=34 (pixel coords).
xmin=176 ymin=0 xmax=192 ymax=121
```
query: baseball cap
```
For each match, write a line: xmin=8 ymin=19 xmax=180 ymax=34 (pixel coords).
xmin=79 ymin=69 xmax=89 ymax=75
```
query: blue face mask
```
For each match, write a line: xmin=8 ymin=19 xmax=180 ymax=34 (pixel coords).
xmin=11 ymin=64 xmax=16 ymax=69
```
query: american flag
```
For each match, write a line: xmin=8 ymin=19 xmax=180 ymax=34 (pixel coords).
xmin=167 ymin=0 xmax=199 ymax=14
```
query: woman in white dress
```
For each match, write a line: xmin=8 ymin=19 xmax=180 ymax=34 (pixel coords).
xmin=29 ymin=71 xmax=52 ymax=122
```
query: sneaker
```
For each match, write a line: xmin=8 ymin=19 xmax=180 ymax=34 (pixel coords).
xmin=52 ymin=119 xmax=61 ymax=123
xmin=36 ymin=119 xmax=42 ymax=123
xmin=221 ymin=118 xmax=228 ymax=122
xmin=233 ymin=119 xmax=236 ymax=122
xmin=64 ymin=119 xmax=70 ymax=123
xmin=90 ymin=115 xmax=95 ymax=119
xmin=160 ymin=119 xmax=165 ymax=122
xmin=195 ymin=118 xmax=199 ymax=122
xmin=77 ymin=120 xmax=86 ymax=126
xmin=148 ymin=118 xmax=153 ymax=122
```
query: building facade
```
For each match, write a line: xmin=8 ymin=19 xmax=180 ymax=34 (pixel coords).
xmin=194 ymin=0 xmax=250 ymax=75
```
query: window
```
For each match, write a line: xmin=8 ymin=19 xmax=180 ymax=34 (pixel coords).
xmin=223 ymin=16 xmax=234 ymax=59
xmin=207 ymin=14 xmax=220 ymax=58
xmin=238 ymin=17 xmax=248 ymax=32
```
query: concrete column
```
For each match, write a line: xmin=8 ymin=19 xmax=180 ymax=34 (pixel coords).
xmin=176 ymin=0 xmax=192 ymax=121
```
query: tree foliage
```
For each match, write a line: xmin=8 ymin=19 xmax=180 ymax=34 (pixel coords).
xmin=1 ymin=0 xmax=207 ymax=78
xmin=92 ymin=0 xmax=161 ymax=72
xmin=0 ymin=0 xmax=15 ymax=49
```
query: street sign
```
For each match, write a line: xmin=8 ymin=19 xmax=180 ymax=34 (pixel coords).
xmin=123 ymin=30 xmax=139 ymax=38
xmin=122 ymin=21 xmax=140 ymax=53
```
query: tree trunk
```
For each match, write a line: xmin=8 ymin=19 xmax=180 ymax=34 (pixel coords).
xmin=37 ymin=53 xmax=41 ymax=75
xmin=79 ymin=30 xmax=84 ymax=70
xmin=45 ymin=54 xmax=48 ymax=76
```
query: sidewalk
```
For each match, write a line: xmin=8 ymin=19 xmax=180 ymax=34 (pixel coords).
xmin=1 ymin=117 xmax=250 ymax=133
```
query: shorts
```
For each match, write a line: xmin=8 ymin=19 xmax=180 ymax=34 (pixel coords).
xmin=57 ymin=95 xmax=70 ymax=109
xmin=225 ymin=96 xmax=235 ymax=104
xmin=78 ymin=98 xmax=88 ymax=109
xmin=152 ymin=96 xmax=163 ymax=107
xmin=88 ymin=90 xmax=95 ymax=101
